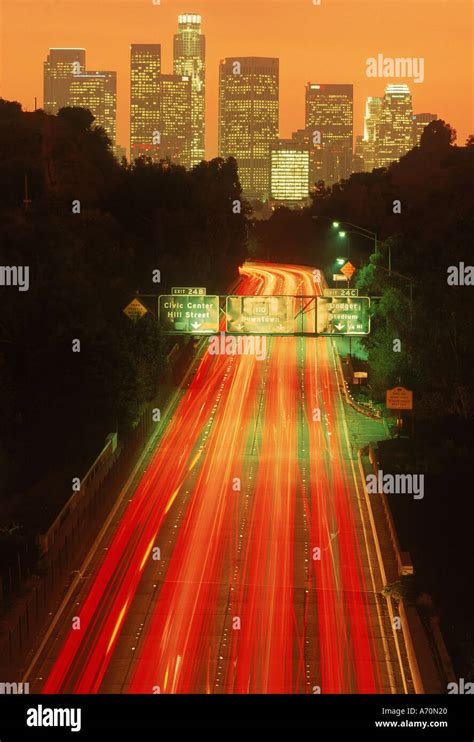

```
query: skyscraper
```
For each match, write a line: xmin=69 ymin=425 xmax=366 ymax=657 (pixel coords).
xmin=173 ymin=13 xmax=205 ymax=167
xmin=43 ymin=48 xmax=86 ymax=114
xmin=412 ymin=112 xmax=437 ymax=146
xmin=305 ymin=84 xmax=353 ymax=185
xmin=361 ymin=95 xmax=384 ymax=171
xmin=156 ymin=75 xmax=192 ymax=168
xmin=219 ymin=57 xmax=279 ymax=200
xmin=270 ymin=139 xmax=310 ymax=206
xmin=353 ymin=135 xmax=366 ymax=172
xmin=69 ymin=71 xmax=117 ymax=145
xmin=130 ymin=44 xmax=161 ymax=162
xmin=291 ymin=128 xmax=322 ymax=192
xmin=375 ymin=84 xmax=413 ymax=168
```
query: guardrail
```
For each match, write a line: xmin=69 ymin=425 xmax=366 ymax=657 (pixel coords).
xmin=0 ymin=339 xmax=185 ymax=674
xmin=367 ymin=443 xmax=413 ymax=576
xmin=37 ymin=434 xmax=117 ymax=558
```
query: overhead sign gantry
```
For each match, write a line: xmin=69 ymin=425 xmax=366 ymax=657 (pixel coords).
xmin=151 ymin=289 xmax=371 ymax=336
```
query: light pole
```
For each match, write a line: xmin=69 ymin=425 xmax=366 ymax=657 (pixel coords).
xmin=313 ymin=216 xmax=380 ymax=268
xmin=337 ymin=227 xmax=378 ymax=261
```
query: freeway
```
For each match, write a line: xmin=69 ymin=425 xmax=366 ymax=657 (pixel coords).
xmin=26 ymin=262 xmax=410 ymax=694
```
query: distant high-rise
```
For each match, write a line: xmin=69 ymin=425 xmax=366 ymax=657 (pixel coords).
xmin=270 ymin=138 xmax=309 ymax=206
xmin=292 ymin=128 xmax=322 ymax=192
xmin=412 ymin=112 xmax=437 ymax=146
xmin=69 ymin=71 xmax=117 ymax=145
xmin=375 ymin=84 xmax=413 ymax=168
xmin=43 ymin=48 xmax=86 ymax=114
xmin=173 ymin=13 xmax=205 ymax=167
xmin=305 ymin=83 xmax=353 ymax=185
xmin=219 ymin=57 xmax=279 ymax=200
xmin=156 ymin=75 xmax=192 ymax=168
xmin=353 ymin=135 xmax=366 ymax=172
xmin=361 ymin=96 xmax=384 ymax=171
xmin=130 ymin=44 xmax=161 ymax=162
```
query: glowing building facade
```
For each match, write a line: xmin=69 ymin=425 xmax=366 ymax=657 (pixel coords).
xmin=69 ymin=71 xmax=117 ymax=145
xmin=361 ymin=96 xmax=384 ymax=171
xmin=305 ymin=83 xmax=353 ymax=185
xmin=43 ymin=48 xmax=86 ymax=114
xmin=156 ymin=75 xmax=192 ymax=167
xmin=173 ymin=14 xmax=205 ymax=166
xmin=130 ymin=44 xmax=161 ymax=162
xmin=219 ymin=57 xmax=279 ymax=200
xmin=375 ymin=84 xmax=413 ymax=168
xmin=270 ymin=139 xmax=310 ymax=206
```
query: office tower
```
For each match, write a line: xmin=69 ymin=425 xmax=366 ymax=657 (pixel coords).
xmin=270 ymin=138 xmax=310 ymax=206
xmin=291 ymin=128 xmax=322 ymax=191
xmin=353 ymin=135 xmax=366 ymax=172
xmin=43 ymin=48 xmax=86 ymax=114
xmin=130 ymin=44 xmax=161 ymax=162
xmin=219 ymin=57 xmax=279 ymax=200
xmin=412 ymin=112 xmax=437 ymax=146
xmin=305 ymin=83 xmax=353 ymax=185
xmin=156 ymin=75 xmax=192 ymax=168
xmin=361 ymin=96 xmax=383 ymax=171
xmin=173 ymin=13 xmax=205 ymax=166
xmin=375 ymin=84 xmax=413 ymax=168
xmin=69 ymin=71 xmax=117 ymax=145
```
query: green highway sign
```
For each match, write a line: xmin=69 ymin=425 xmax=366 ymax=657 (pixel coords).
xmin=171 ymin=287 xmax=206 ymax=295
xmin=316 ymin=296 xmax=370 ymax=335
xmin=226 ymin=295 xmax=313 ymax=334
xmin=159 ymin=295 xmax=219 ymax=334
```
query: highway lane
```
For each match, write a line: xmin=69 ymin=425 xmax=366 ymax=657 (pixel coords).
xmin=126 ymin=263 xmax=409 ymax=693
xmin=27 ymin=262 xmax=410 ymax=694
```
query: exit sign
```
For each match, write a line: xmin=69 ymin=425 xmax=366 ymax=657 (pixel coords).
xmin=171 ymin=287 xmax=206 ymax=296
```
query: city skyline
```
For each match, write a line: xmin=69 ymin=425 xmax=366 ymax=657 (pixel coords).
xmin=1 ymin=1 xmax=472 ymax=159
xmin=41 ymin=42 xmax=448 ymax=201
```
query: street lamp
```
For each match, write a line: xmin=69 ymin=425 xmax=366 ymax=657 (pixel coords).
xmin=314 ymin=216 xmax=381 ymax=268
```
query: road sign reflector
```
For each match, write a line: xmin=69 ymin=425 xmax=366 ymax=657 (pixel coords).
xmin=123 ymin=298 xmax=148 ymax=321
xmin=340 ymin=261 xmax=356 ymax=280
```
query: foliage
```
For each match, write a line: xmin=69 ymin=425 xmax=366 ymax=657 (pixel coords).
xmin=0 ymin=100 xmax=249 ymax=497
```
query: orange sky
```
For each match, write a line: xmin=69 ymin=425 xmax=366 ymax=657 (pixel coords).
xmin=1 ymin=0 xmax=472 ymax=157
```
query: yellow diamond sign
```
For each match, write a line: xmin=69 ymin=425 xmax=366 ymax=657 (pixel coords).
xmin=123 ymin=298 xmax=148 ymax=321
xmin=340 ymin=261 xmax=356 ymax=280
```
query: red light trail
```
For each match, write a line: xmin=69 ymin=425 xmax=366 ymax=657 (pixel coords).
xmin=39 ymin=263 xmax=405 ymax=694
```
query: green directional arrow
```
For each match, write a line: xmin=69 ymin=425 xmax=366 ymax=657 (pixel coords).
xmin=317 ymin=296 xmax=371 ymax=335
